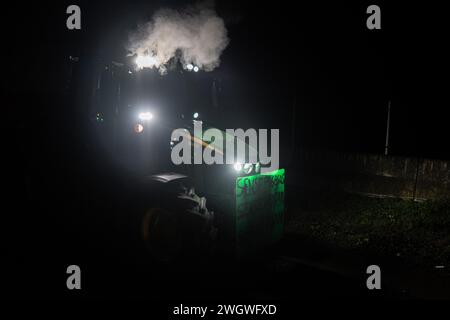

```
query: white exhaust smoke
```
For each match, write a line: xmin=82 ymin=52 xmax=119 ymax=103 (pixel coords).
xmin=128 ymin=4 xmax=229 ymax=74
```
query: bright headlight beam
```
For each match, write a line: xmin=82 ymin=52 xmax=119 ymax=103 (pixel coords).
xmin=193 ymin=66 xmax=199 ymax=72
xmin=234 ymin=163 xmax=257 ymax=174
xmin=233 ymin=163 xmax=243 ymax=172
xmin=193 ymin=112 xmax=199 ymax=119
xmin=139 ymin=112 xmax=154 ymax=121
xmin=136 ymin=55 xmax=157 ymax=69
xmin=186 ymin=64 xmax=194 ymax=71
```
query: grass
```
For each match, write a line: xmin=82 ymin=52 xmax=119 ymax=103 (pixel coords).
xmin=286 ymin=191 xmax=450 ymax=270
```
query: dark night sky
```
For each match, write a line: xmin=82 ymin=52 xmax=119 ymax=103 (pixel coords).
xmin=3 ymin=0 xmax=449 ymax=159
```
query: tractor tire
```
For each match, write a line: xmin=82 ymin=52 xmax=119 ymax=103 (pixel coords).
xmin=141 ymin=207 xmax=183 ymax=264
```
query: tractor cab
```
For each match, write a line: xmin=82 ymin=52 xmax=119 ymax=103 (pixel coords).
xmin=92 ymin=59 xmax=221 ymax=176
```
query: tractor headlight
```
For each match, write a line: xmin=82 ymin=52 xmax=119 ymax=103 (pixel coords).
xmin=233 ymin=162 xmax=260 ymax=175
xmin=243 ymin=163 xmax=253 ymax=174
xmin=135 ymin=55 xmax=156 ymax=69
xmin=134 ymin=123 xmax=144 ymax=134
xmin=185 ymin=64 xmax=200 ymax=72
xmin=233 ymin=162 xmax=243 ymax=172
xmin=138 ymin=112 xmax=154 ymax=121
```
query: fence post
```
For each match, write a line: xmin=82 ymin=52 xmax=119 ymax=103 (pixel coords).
xmin=413 ymin=157 xmax=422 ymax=201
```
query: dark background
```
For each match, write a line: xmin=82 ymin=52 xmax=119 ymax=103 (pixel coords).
xmin=4 ymin=1 xmax=449 ymax=158
xmin=1 ymin=0 xmax=449 ymax=300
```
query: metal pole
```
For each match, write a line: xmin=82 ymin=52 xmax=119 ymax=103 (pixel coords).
xmin=384 ymin=100 xmax=391 ymax=156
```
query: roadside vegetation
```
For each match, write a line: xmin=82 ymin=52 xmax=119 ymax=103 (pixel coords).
xmin=286 ymin=191 xmax=450 ymax=271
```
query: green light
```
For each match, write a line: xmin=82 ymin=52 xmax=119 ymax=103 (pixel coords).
xmin=235 ymin=168 xmax=285 ymax=257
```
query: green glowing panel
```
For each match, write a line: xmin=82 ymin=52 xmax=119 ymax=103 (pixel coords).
xmin=235 ymin=168 xmax=285 ymax=257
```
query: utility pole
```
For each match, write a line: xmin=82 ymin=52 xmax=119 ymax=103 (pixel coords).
xmin=384 ymin=100 xmax=391 ymax=156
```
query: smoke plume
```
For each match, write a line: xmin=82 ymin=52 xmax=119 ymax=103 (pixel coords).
xmin=128 ymin=4 xmax=229 ymax=74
